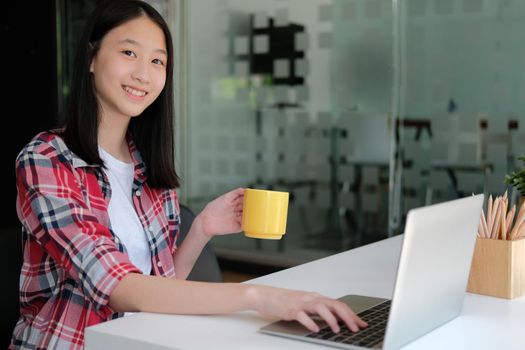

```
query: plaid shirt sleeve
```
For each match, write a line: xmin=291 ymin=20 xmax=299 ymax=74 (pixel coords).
xmin=16 ymin=144 xmax=141 ymax=316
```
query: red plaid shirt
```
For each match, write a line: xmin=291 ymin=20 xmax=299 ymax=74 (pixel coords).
xmin=11 ymin=131 xmax=180 ymax=349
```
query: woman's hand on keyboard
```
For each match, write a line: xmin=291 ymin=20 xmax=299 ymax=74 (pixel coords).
xmin=248 ymin=285 xmax=368 ymax=333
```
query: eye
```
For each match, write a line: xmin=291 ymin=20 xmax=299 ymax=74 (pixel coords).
xmin=152 ymin=58 xmax=165 ymax=66
xmin=122 ymin=50 xmax=136 ymax=57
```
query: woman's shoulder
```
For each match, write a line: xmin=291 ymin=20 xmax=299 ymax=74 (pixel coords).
xmin=17 ymin=129 xmax=71 ymax=164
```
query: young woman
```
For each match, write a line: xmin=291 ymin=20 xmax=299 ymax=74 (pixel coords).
xmin=11 ymin=1 xmax=366 ymax=348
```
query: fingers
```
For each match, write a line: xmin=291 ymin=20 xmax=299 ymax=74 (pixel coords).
xmin=296 ymin=310 xmax=320 ymax=333
xmin=306 ymin=295 xmax=367 ymax=334
xmin=234 ymin=200 xmax=243 ymax=219
xmin=315 ymin=303 xmax=340 ymax=333
xmin=234 ymin=187 xmax=245 ymax=195
xmin=229 ymin=187 xmax=245 ymax=200
xmin=330 ymin=302 xmax=367 ymax=332
xmin=267 ymin=290 xmax=368 ymax=336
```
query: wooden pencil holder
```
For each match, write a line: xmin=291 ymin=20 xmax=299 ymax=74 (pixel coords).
xmin=467 ymin=237 xmax=525 ymax=299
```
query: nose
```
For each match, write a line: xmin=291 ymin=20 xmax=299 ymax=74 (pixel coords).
xmin=131 ymin=59 xmax=151 ymax=83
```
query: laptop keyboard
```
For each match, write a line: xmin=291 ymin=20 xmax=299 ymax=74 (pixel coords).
xmin=306 ymin=300 xmax=391 ymax=348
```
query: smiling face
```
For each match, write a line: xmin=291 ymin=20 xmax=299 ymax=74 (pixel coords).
xmin=89 ymin=16 xmax=167 ymax=121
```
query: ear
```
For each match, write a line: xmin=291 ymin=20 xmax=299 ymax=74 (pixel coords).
xmin=90 ymin=61 xmax=94 ymax=73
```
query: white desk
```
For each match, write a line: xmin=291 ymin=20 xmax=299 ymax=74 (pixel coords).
xmin=85 ymin=236 xmax=525 ymax=350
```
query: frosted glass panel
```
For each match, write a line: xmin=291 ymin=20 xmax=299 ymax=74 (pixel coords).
xmin=182 ymin=0 xmax=393 ymax=262
xmin=176 ymin=0 xmax=520 ymax=264
xmin=394 ymin=0 xmax=523 ymax=235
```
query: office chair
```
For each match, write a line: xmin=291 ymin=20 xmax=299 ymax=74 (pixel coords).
xmin=176 ymin=204 xmax=223 ymax=282
xmin=1 ymin=226 xmax=22 ymax=349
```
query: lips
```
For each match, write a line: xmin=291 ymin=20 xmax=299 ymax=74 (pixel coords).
xmin=122 ymin=85 xmax=148 ymax=98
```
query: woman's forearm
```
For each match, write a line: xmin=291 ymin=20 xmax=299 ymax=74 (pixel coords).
xmin=172 ymin=215 xmax=211 ymax=280
xmin=109 ymin=273 xmax=258 ymax=314
xmin=109 ymin=272 xmax=368 ymax=334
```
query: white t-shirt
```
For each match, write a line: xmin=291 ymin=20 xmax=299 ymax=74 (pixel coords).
xmin=99 ymin=147 xmax=152 ymax=275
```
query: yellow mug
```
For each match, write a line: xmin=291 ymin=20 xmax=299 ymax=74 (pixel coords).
xmin=242 ymin=188 xmax=289 ymax=239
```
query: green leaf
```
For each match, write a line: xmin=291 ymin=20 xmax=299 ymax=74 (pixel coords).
xmin=505 ymin=154 xmax=525 ymax=196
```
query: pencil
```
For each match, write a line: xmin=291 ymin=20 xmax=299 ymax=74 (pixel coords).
xmin=477 ymin=218 xmax=484 ymax=238
xmin=489 ymin=198 xmax=500 ymax=238
xmin=500 ymin=207 xmax=506 ymax=240
xmin=481 ymin=209 xmax=490 ymax=239
xmin=513 ymin=218 xmax=525 ymax=240
xmin=515 ymin=207 xmax=525 ymax=238
xmin=487 ymin=195 xmax=493 ymax=234
xmin=505 ymin=204 xmax=516 ymax=240
xmin=479 ymin=216 xmax=488 ymax=238
xmin=516 ymin=221 xmax=525 ymax=239
xmin=516 ymin=199 xmax=525 ymax=225
xmin=496 ymin=205 xmax=501 ymax=239
xmin=510 ymin=224 xmax=519 ymax=240
xmin=511 ymin=212 xmax=524 ymax=240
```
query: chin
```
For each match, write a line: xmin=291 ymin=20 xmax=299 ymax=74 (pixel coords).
xmin=120 ymin=99 xmax=155 ymax=117
xmin=124 ymin=107 xmax=148 ymax=117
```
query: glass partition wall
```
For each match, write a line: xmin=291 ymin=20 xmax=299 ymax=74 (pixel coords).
xmin=177 ymin=0 xmax=394 ymax=266
xmin=395 ymin=0 xmax=525 ymax=233
xmin=55 ymin=0 xmax=525 ymax=268
xmin=178 ymin=0 xmax=525 ymax=267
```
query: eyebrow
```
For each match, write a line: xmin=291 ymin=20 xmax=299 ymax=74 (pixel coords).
xmin=118 ymin=38 xmax=167 ymax=56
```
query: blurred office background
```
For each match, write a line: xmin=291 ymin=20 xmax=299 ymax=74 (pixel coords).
xmin=174 ymin=0 xmax=525 ymax=267
xmin=4 ymin=0 xmax=525 ymax=346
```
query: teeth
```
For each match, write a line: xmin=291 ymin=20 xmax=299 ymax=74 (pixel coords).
xmin=124 ymin=86 xmax=146 ymax=97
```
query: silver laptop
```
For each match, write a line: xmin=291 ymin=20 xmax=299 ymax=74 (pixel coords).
xmin=260 ymin=194 xmax=484 ymax=349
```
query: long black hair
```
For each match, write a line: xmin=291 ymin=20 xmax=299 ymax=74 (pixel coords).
xmin=62 ymin=0 xmax=180 ymax=189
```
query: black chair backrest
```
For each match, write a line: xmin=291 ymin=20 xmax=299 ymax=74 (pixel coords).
xmin=0 ymin=226 xmax=22 ymax=349
xmin=177 ymin=204 xmax=223 ymax=282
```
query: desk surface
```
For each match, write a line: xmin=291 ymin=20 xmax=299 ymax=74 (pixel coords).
xmin=85 ymin=235 xmax=525 ymax=350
